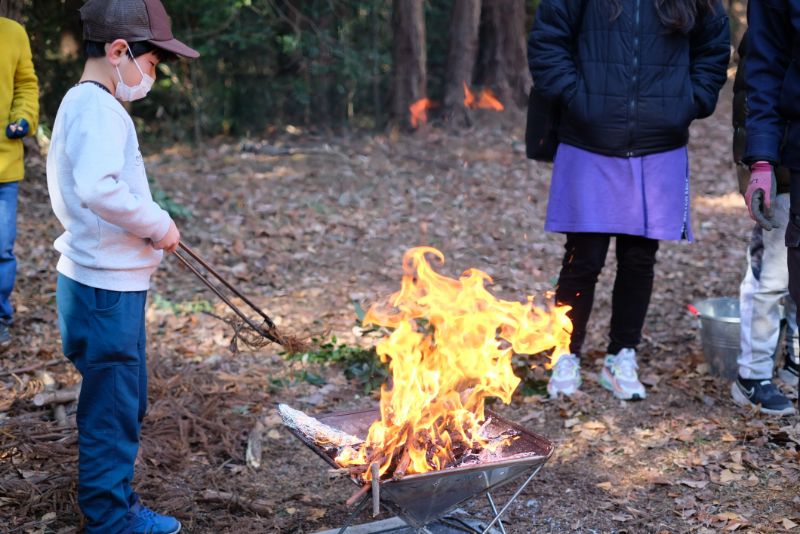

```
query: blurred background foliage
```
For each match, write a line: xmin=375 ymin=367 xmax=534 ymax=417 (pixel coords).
xmin=12 ymin=0 xmax=744 ymax=146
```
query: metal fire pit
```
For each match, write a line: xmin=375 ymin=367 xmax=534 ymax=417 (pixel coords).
xmin=285 ymin=407 xmax=554 ymax=534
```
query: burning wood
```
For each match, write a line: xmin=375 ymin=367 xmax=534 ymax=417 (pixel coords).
xmin=281 ymin=248 xmax=569 ymax=485
xmin=282 ymin=404 xmax=521 ymax=485
xmin=278 ymin=404 xmax=362 ymax=449
xmin=334 ymin=247 xmax=571 ymax=481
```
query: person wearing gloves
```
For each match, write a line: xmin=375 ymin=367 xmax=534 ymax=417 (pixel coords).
xmin=46 ymin=0 xmax=199 ymax=532
xmin=731 ymin=31 xmax=797 ymax=417
xmin=740 ymin=0 xmax=800 ymax=416
xmin=528 ymin=0 xmax=730 ymax=400
xmin=0 ymin=15 xmax=39 ymax=350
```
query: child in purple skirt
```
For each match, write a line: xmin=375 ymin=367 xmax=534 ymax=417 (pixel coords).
xmin=528 ymin=0 xmax=730 ymax=399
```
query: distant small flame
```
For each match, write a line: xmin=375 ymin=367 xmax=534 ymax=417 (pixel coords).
xmin=463 ymin=81 xmax=476 ymax=108
xmin=463 ymin=82 xmax=504 ymax=111
xmin=409 ymin=98 xmax=435 ymax=128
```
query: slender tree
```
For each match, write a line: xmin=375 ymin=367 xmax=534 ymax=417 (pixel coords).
xmin=476 ymin=0 xmax=531 ymax=107
xmin=443 ymin=0 xmax=482 ymax=122
xmin=390 ymin=0 xmax=427 ymax=126
xmin=0 ymin=0 xmax=24 ymax=22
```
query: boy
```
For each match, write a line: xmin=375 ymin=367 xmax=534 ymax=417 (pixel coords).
xmin=742 ymin=0 xmax=800 ymax=416
xmin=46 ymin=1 xmax=198 ymax=532
xmin=732 ymin=31 xmax=797 ymax=416
xmin=0 ymin=14 xmax=38 ymax=349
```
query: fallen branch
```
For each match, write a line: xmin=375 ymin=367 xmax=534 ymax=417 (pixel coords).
xmin=345 ymin=481 xmax=371 ymax=507
xmin=0 ymin=359 xmax=62 ymax=378
xmin=198 ymin=489 xmax=273 ymax=515
xmin=33 ymin=388 xmax=80 ymax=407
xmin=245 ymin=420 xmax=265 ymax=469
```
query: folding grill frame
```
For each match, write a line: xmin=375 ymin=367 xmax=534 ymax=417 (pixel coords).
xmin=285 ymin=407 xmax=554 ymax=534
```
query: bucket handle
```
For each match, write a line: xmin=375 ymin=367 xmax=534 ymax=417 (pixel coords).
xmin=687 ymin=303 xmax=702 ymax=330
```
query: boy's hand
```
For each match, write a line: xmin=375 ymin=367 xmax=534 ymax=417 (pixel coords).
xmin=5 ymin=119 xmax=29 ymax=139
xmin=153 ymin=220 xmax=180 ymax=253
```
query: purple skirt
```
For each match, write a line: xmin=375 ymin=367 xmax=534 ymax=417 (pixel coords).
xmin=544 ymin=143 xmax=692 ymax=242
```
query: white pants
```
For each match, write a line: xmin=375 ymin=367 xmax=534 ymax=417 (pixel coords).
xmin=738 ymin=193 xmax=798 ymax=379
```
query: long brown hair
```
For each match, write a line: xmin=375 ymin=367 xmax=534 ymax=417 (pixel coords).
xmin=607 ymin=0 xmax=720 ymax=33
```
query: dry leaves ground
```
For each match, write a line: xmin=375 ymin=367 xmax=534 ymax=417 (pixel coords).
xmin=1 ymin=81 xmax=799 ymax=533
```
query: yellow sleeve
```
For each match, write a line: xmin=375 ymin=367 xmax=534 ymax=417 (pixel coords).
xmin=11 ymin=24 xmax=39 ymax=135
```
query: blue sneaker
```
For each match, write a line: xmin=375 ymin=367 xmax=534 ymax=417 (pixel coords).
xmin=124 ymin=494 xmax=181 ymax=534
xmin=731 ymin=376 xmax=796 ymax=416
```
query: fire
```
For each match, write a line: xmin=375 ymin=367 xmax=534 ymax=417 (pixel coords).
xmin=409 ymin=98 xmax=435 ymax=128
xmin=336 ymin=247 xmax=571 ymax=479
xmin=463 ymin=82 xmax=504 ymax=111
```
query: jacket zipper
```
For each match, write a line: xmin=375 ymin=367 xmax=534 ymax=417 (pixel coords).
xmin=626 ymin=0 xmax=641 ymax=157
xmin=681 ymin=148 xmax=690 ymax=239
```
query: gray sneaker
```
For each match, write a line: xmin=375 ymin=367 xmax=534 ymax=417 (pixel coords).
xmin=599 ymin=348 xmax=647 ymax=400
xmin=547 ymin=353 xmax=581 ymax=398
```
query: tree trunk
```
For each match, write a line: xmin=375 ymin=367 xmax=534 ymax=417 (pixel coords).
xmin=443 ymin=0 xmax=482 ymax=122
xmin=476 ymin=0 xmax=531 ymax=108
xmin=390 ymin=0 xmax=427 ymax=126
xmin=0 ymin=0 xmax=24 ymax=22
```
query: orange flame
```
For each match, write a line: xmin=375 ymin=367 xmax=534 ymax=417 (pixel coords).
xmin=463 ymin=81 xmax=476 ymax=108
xmin=336 ymin=247 xmax=572 ymax=479
xmin=463 ymin=82 xmax=504 ymax=111
xmin=409 ymin=98 xmax=435 ymax=128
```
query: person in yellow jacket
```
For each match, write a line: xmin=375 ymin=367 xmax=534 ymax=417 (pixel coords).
xmin=0 ymin=15 xmax=39 ymax=349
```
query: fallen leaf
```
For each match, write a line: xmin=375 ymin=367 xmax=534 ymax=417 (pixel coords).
xmin=306 ymin=508 xmax=326 ymax=521
xmin=564 ymin=417 xmax=580 ymax=429
xmin=783 ymin=518 xmax=798 ymax=530
xmin=596 ymin=481 xmax=613 ymax=491
xmin=719 ymin=469 xmax=742 ymax=485
xmin=582 ymin=421 xmax=606 ymax=431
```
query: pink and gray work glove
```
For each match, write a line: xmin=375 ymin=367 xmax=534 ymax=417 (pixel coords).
xmin=745 ymin=161 xmax=780 ymax=231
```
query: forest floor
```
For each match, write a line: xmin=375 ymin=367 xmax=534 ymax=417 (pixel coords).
xmin=1 ymin=81 xmax=799 ymax=534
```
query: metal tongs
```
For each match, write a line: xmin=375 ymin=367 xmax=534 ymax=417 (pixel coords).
xmin=173 ymin=242 xmax=283 ymax=346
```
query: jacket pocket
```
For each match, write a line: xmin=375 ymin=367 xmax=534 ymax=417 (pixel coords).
xmin=563 ymin=75 xmax=588 ymax=126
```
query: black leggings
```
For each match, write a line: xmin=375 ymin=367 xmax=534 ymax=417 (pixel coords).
xmin=554 ymin=233 xmax=659 ymax=357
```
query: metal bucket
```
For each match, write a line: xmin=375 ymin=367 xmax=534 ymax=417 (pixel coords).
xmin=693 ymin=297 xmax=739 ymax=379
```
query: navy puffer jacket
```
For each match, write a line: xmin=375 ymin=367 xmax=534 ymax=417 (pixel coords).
xmin=744 ymin=0 xmax=800 ymax=171
xmin=529 ymin=0 xmax=730 ymax=157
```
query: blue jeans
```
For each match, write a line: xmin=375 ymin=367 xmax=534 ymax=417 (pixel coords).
xmin=57 ymin=274 xmax=148 ymax=534
xmin=0 ymin=181 xmax=19 ymax=325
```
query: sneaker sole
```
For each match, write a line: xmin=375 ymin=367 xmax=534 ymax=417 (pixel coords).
xmin=599 ymin=369 xmax=646 ymax=401
xmin=547 ymin=379 xmax=582 ymax=399
xmin=730 ymin=382 xmax=796 ymax=416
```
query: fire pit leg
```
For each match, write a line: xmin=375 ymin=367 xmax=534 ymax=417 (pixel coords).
xmin=485 ymin=493 xmax=507 ymax=534
xmin=336 ymin=494 xmax=370 ymax=534
xmin=479 ymin=464 xmax=543 ymax=534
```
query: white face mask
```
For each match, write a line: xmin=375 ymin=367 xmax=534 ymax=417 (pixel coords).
xmin=115 ymin=49 xmax=154 ymax=102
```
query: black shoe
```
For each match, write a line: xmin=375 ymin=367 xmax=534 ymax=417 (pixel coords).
xmin=731 ymin=376 xmax=796 ymax=416
xmin=0 ymin=323 xmax=9 ymax=352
